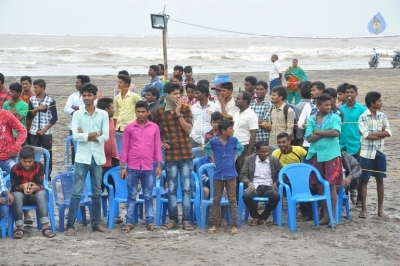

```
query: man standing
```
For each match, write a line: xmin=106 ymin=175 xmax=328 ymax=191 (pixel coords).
xmin=0 ymin=107 xmax=27 ymax=173
xmin=244 ymin=76 xmax=257 ymax=101
xmin=3 ymin=83 xmax=29 ymax=138
xmin=64 ymin=75 xmax=91 ymax=133
xmin=294 ymin=82 xmax=311 ymax=146
xmin=269 ymin=54 xmax=282 ymax=95
xmin=265 ymin=86 xmax=294 ymax=147
xmin=113 ymin=70 xmax=136 ymax=97
xmin=215 ymin=82 xmax=239 ymax=120
xmin=28 ymin=79 xmax=58 ymax=180
xmin=183 ymin=66 xmax=196 ymax=84
xmin=141 ymin=65 xmax=163 ymax=97
xmin=66 ymin=83 xmax=109 ymax=236
xmin=0 ymin=73 xmax=11 ymax=108
xmin=113 ymin=75 xmax=142 ymax=132
xmin=250 ymin=81 xmax=272 ymax=144
xmin=339 ymin=84 xmax=367 ymax=207
xmin=20 ymin=76 xmax=35 ymax=140
xmin=189 ymin=84 xmax=221 ymax=148
xmin=239 ymin=142 xmax=282 ymax=225
xmin=144 ymin=87 xmax=161 ymax=121
xmin=153 ymin=82 xmax=194 ymax=231
xmin=233 ymin=91 xmax=259 ymax=174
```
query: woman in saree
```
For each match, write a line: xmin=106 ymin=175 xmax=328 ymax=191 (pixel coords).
xmin=284 ymin=59 xmax=308 ymax=104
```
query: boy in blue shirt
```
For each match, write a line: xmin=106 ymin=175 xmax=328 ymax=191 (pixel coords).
xmin=204 ymin=120 xmax=243 ymax=235
xmin=306 ymin=93 xmax=342 ymax=225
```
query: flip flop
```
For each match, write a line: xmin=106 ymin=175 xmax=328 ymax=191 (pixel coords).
xmin=319 ymin=220 xmax=329 ymax=226
xmin=182 ymin=222 xmax=195 ymax=231
xmin=358 ymin=212 xmax=367 ymax=219
xmin=377 ymin=213 xmax=389 ymax=219
xmin=230 ymin=226 xmax=239 ymax=235
xmin=42 ymin=228 xmax=56 ymax=238
xmin=13 ymin=229 xmax=24 ymax=239
xmin=65 ymin=228 xmax=76 ymax=236
xmin=208 ymin=226 xmax=217 ymax=234
xmin=147 ymin=224 xmax=160 ymax=232
xmin=161 ymin=221 xmax=177 ymax=230
xmin=94 ymin=226 xmax=110 ymax=233
xmin=121 ymin=224 xmax=133 ymax=233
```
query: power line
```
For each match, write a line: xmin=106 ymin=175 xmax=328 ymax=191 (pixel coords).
xmin=169 ymin=18 xmax=400 ymax=39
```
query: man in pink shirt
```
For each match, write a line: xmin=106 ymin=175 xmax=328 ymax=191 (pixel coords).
xmin=119 ymin=101 xmax=162 ymax=233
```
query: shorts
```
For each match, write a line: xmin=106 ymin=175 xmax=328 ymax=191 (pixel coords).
xmin=309 ymin=156 xmax=342 ymax=186
xmin=359 ymin=151 xmax=387 ymax=180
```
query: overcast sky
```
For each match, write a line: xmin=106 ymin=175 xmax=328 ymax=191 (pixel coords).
xmin=0 ymin=0 xmax=398 ymax=37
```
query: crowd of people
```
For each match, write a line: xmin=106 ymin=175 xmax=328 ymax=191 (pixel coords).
xmin=0 ymin=54 xmax=392 ymax=238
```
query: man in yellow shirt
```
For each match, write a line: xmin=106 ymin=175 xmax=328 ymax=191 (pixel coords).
xmin=113 ymin=75 xmax=142 ymax=132
xmin=272 ymin=132 xmax=307 ymax=166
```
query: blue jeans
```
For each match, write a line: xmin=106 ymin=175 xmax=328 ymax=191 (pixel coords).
xmin=12 ymin=190 xmax=49 ymax=226
xmin=126 ymin=169 xmax=154 ymax=226
xmin=67 ymin=157 xmax=102 ymax=231
xmin=165 ymin=159 xmax=193 ymax=224
xmin=0 ymin=158 xmax=18 ymax=174
xmin=269 ymin=78 xmax=281 ymax=95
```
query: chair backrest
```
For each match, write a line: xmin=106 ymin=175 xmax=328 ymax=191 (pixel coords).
xmin=65 ymin=136 xmax=77 ymax=169
xmin=192 ymin=147 xmax=201 ymax=158
xmin=193 ymin=158 xmax=200 ymax=173
xmin=278 ymin=163 xmax=317 ymax=197
xmin=197 ymin=163 xmax=215 ymax=200
xmin=115 ymin=132 xmax=123 ymax=156
xmin=104 ymin=167 xmax=127 ymax=201
xmin=160 ymin=170 xmax=199 ymax=200
xmin=33 ymin=147 xmax=50 ymax=182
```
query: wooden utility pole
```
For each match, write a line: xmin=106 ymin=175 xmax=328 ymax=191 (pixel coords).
xmin=163 ymin=6 xmax=168 ymax=81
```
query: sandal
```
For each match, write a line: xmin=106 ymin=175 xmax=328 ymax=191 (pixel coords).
xmin=377 ymin=213 xmax=389 ymax=219
xmin=260 ymin=220 xmax=267 ymax=225
xmin=94 ymin=225 xmax=110 ymax=233
xmin=358 ymin=212 xmax=367 ymax=219
xmin=161 ymin=221 xmax=177 ymax=230
xmin=248 ymin=219 xmax=260 ymax=226
xmin=65 ymin=228 xmax=76 ymax=236
xmin=208 ymin=226 xmax=217 ymax=234
xmin=42 ymin=228 xmax=56 ymax=238
xmin=182 ymin=222 xmax=194 ymax=231
xmin=13 ymin=228 xmax=24 ymax=239
xmin=147 ymin=224 xmax=160 ymax=231
xmin=121 ymin=224 xmax=133 ymax=233
xmin=230 ymin=226 xmax=239 ymax=235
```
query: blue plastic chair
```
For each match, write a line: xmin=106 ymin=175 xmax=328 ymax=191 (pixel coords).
xmin=337 ymin=185 xmax=350 ymax=223
xmin=115 ymin=132 xmax=123 ymax=155
xmin=278 ymin=163 xmax=335 ymax=232
xmin=197 ymin=163 xmax=233 ymax=229
xmin=192 ymin=147 xmax=205 ymax=158
xmin=0 ymin=170 xmax=7 ymax=238
xmin=85 ymin=173 xmax=109 ymax=218
xmin=104 ymin=167 xmax=144 ymax=229
xmin=155 ymin=170 xmax=201 ymax=226
xmin=65 ymin=136 xmax=77 ymax=171
xmin=51 ymin=171 xmax=92 ymax=232
xmin=237 ymin=182 xmax=278 ymax=227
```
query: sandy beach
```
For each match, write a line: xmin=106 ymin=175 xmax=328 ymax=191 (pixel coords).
xmin=2 ymin=69 xmax=400 ymax=266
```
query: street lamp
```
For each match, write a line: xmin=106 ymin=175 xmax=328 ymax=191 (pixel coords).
xmin=150 ymin=13 xmax=169 ymax=81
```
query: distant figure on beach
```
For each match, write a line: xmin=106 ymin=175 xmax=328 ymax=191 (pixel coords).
xmin=28 ymin=79 xmax=58 ymax=180
xmin=339 ymin=85 xmax=367 ymax=208
xmin=10 ymin=145 xmax=56 ymax=239
xmin=269 ymin=54 xmax=282 ymax=95
xmin=119 ymin=101 xmax=162 ymax=233
xmin=0 ymin=73 xmax=11 ymax=108
xmin=189 ymin=84 xmax=220 ymax=148
xmin=215 ymin=82 xmax=239 ymax=120
xmin=141 ymin=65 xmax=163 ymax=98
xmin=152 ymin=82 xmax=195 ymax=231
xmin=66 ymin=83 xmax=110 ymax=236
xmin=284 ymin=59 xmax=308 ymax=105
xmin=113 ymin=74 xmax=142 ymax=132
xmin=358 ymin=91 xmax=391 ymax=219
xmin=113 ymin=70 xmax=136 ymax=97
xmin=244 ymin=76 xmax=257 ymax=101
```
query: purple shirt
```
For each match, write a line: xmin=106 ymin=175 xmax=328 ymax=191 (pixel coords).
xmin=120 ymin=120 xmax=162 ymax=170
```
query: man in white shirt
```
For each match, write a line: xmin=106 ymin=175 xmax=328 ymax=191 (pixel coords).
xmin=215 ymin=82 xmax=239 ymax=120
xmin=233 ymin=91 xmax=259 ymax=174
xmin=269 ymin=54 xmax=282 ymax=95
xmin=190 ymin=84 xmax=221 ymax=148
xmin=239 ymin=142 xmax=283 ymax=225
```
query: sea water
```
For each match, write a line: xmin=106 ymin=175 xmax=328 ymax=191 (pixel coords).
xmin=1 ymin=34 xmax=399 ymax=76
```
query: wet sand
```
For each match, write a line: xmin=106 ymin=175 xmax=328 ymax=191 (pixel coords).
xmin=2 ymin=69 xmax=400 ymax=265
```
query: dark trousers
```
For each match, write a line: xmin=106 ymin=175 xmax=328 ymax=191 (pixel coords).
xmin=243 ymin=185 xmax=280 ymax=221
xmin=30 ymin=134 xmax=53 ymax=180
xmin=69 ymin=130 xmax=75 ymax=165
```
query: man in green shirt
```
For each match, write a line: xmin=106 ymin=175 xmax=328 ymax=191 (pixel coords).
xmin=3 ymin=83 xmax=29 ymax=138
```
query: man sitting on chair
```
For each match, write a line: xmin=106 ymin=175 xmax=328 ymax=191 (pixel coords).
xmin=239 ymin=141 xmax=282 ymax=226
xmin=10 ymin=145 xmax=55 ymax=239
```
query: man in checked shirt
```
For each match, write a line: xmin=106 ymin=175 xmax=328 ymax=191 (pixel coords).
xmin=153 ymin=82 xmax=195 ymax=231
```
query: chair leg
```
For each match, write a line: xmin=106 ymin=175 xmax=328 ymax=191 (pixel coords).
xmin=337 ymin=187 xmax=344 ymax=223
xmin=312 ymin=201 xmax=319 ymax=226
xmin=7 ymin=207 xmax=14 ymax=237
xmin=36 ymin=209 xmax=42 ymax=230
xmin=161 ymin=202 xmax=168 ymax=225
xmin=1 ymin=218 xmax=6 ymax=238
xmin=59 ymin=206 xmax=65 ymax=233
xmin=288 ymin=201 xmax=297 ymax=232
xmin=344 ymin=197 xmax=351 ymax=220
xmin=101 ymin=196 xmax=108 ymax=218
xmin=155 ymin=201 xmax=162 ymax=226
